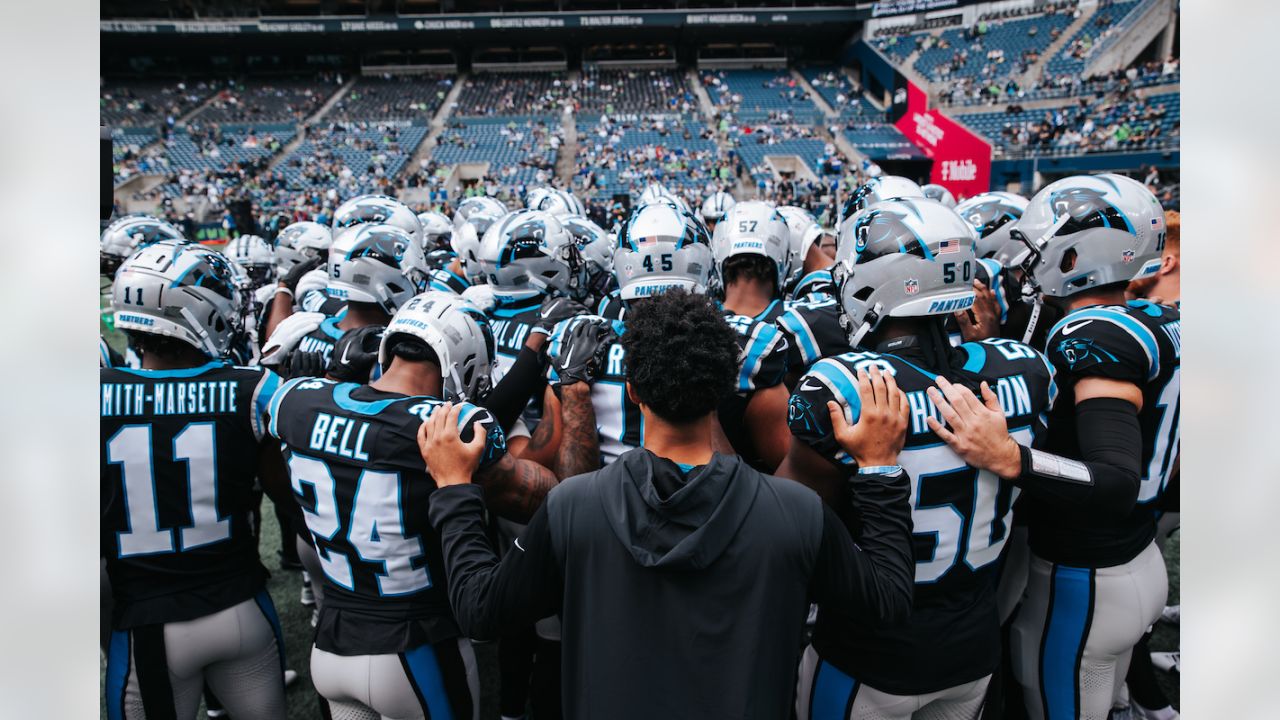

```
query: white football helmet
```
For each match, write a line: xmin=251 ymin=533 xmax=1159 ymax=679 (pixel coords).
xmin=534 ymin=189 xmax=585 ymax=218
xmin=275 ymin=221 xmax=333 ymax=275
xmin=922 ymin=183 xmax=958 ymax=208
xmin=776 ymin=206 xmax=819 ymax=270
xmin=478 ymin=210 xmax=584 ymax=303
xmin=328 ymin=223 xmax=427 ymax=313
xmin=101 ymin=215 xmax=185 ymax=276
xmin=700 ymin=191 xmax=737 ymax=224
xmin=712 ymin=201 xmax=792 ymax=292
xmin=840 ymin=175 xmax=925 ymax=224
xmin=112 ymin=240 xmax=243 ymax=358
xmin=332 ymin=194 xmax=423 ymax=248
xmin=223 ymin=234 xmax=277 ymax=288
xmin=378 ymin=291 xmax=497 ymax=402
xmin=954 ymin=191 xmax=1029 ymax=259
xmin=614 ymin=202 xmax=714 ymax=301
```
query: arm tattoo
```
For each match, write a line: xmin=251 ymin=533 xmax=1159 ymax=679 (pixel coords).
xmin=476 ymin=454 xmax=559 ymax=523
xmin=526 ymin=403 xmax=559 ymax=455
xmin=556 ymin=385 xmax=600 ymax=480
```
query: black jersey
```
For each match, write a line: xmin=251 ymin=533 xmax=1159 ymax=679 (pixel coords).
xmin=789 ymin=268 xmax=836 ymax=302
xmin=775 ymin=295 xmax=852 ymax=374
xmin=1028 ymin=299 xmax=1181 ymax=567
xmin=428 ymin=267 xmax=470 ymax=295
xmin=487 ymin=297 xmax=543 ymax=382
xmin=595 ymin=290 xmax=627 ymax=322
xmin=300 ymin=288 xmax=349 ymax=317
xmin=719 ymin=299 xmax=790 ymax=469
xmin=268 ymin=378 xmax=507 ymax=655
xmin=295 ymin=314 xmax=347 ymax=367
xmin=100 ymin=361 xmax=280 ymax=629
xmin=788 ymin=341 xmax=1054 ymax=694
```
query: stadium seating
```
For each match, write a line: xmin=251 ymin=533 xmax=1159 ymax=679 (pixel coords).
xmin=101 ymin=80 xmax=215 ymax=128
xmin=576 ymin=68 xmax=695 ymax=115
xmin=801 ymin=66 xmax=886 ymax=120
xmin=432 ymin=118 xmax=562 ymax=188
xmin=730 ymin=129 xmax=840 ymax=187
xmin=701 ymin=69 xmax=823 ymax=122
xmin=1043 ymin=0 xmax=1141 ymax=79
xmin=453 ymin=72 xmax=572 ymax=116
xmin=195 ymin=79 xmax=339 ymax=123
xmin=325 ymin=74 xmax=454 ymax=123
xmin=574 ymin=117 xmax=726 ymax=199
xmin=841 ymin=124 xmax=925 ymax=159
xmin=913 ymin=12 xmax=1076 ymax=84
xmin=275 ymin=124 xmax=430 ymax=196
xmin=955 ymin=91 xmax=1178 ymax=156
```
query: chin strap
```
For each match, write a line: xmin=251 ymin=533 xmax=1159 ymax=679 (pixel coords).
xmin=1022 ymin=295 xmax=1044 ymax=345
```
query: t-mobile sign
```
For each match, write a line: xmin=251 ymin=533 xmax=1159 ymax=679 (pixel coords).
xmin=892 ymin=80 xmax=992 ymax=199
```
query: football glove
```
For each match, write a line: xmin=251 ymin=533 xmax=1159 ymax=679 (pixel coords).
xmin=460 ymin=284 xmax=497 ymax=313
xmin=283 ymin=350 xmax=327 ymax=380
xmin=260 ymin=311 xmax=325 ymax=366
xmin=549 ymin=315 xmax=618 ymax=387
xmin=532 ymin=296 xmax=590 ymax=337
xmin=279 ymin=256 xmax=324 ymax=293
xmin=327 ymin=325 xmax=385 ymax=383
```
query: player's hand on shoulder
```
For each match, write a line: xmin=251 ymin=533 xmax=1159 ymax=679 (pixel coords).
xmin=280 ymin=255 xmax=324 ymax=293
xmin=283 ymin=350 xmax=327 ymax=380
xmin=328 ymin=325 xmax=385 ymax=382
xmin=830 ymin=365 xmax=909 ymax=468
xmin=533 ymin=296 xmax=590 ymax=336
xmin=418 ymin=402 xmax=488 ymax=487
xmin=925 ymin=376 xmax=1022 ymax=480
xmin=549 ymin=315 xmax=618 ymax=389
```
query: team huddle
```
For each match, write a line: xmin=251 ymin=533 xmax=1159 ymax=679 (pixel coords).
xmin=100 ymin=172 xmax=1180 ymax=720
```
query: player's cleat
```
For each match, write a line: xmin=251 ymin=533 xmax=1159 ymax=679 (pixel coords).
xmin=1150 ymin=651 xmax=1180 ymax=673
xmin=284 ymin=669 xmax=299 ymax=688
xmin=1160 ymin=604 xmax=1180 ymax=625
xmin=300 ymin=581 xmax=315 ymax=607
xmin=206 ymin=709 xmax=227 ymax=719
xmin=311 ymin=608 xmax=319 ymax=628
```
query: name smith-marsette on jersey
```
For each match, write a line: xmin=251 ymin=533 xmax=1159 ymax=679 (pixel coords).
xmin=101 ymin=380 xmax=243 ymax=417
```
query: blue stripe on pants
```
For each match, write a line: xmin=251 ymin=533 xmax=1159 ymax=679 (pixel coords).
xmin=106 ymin=630 xmax=129 ymax=720
xmin=1042 ymin=565 xmax=1093 ymax=720
xmin=404 ymin=643 xmax=456 ymax=720
xmin=811 ymin=659 xmax=858 ymax=720
xmin=253 ymin=590 xmax=287 ymax=675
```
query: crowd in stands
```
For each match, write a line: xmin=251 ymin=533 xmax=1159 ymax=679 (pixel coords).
xmin=197 ymin=76 xmax=341 ymax=123
xmin=101 ymin=79 xmax=215 ymax=128
xmin=957 ymin=89 xmax=1178 ymax=157
xmin=803 ymin=67 xmax=886 ymax=120
xmin=576 ymin=68 xmax=697 ymax=115
xmin=426 ymin=118 xmax=563 ymax=202
xmin=452 ymin=72 xmax=573 ymax=116
xmin=701 ymin=69 xmax=821 ymax=121
xmin=574 ymin=115 xmax=733 ymax=201
xmin=325 ymin=74 xmax=453 ymax=123
xmin=913 ymin=9 xmax=1078 ymax=88
xmin=271 ymin=123 xmax=429 ymax=198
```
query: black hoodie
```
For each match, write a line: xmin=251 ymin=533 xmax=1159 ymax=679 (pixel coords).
xmin=428 ymin=449 xmax=914 ymax=720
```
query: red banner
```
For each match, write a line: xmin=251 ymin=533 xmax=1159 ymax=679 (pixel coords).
xmin=892 ymin=81 xmax=992 ymax=200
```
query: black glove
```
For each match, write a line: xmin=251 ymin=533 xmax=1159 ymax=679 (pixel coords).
xmin=283 ymin=349 xmax=327 ymax=380
xmin=550 ymin=316 xmax=618 ymax=388
xmin=280 ymin=256 xmax=324 ymax=293
xmin=327 ymin=325 xmax=385 ymax=383
xmin=532 ymin=296 xmax=589 ymax=337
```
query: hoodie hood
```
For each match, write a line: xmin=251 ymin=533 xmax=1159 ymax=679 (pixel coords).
xmin=599 ymin=449 xmax=761 ymax=570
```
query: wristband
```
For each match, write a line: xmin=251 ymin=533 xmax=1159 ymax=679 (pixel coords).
xmin=1018 ymin=445 xmax=1092 ymax=485
xmin=274 ymin=286 xmax=295 ymax=299
xmin=857 ymin=465 xmax=903 ymax=476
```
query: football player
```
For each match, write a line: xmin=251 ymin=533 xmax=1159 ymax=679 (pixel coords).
xmin=920 ymin=174 xmax=1178 ymax=720
xmin=699 ymin=189 xmax=736 ymax=234
xmin=428 ymin=198 xmax=504 ymax=296
xmin=560 ymin=214 xmax=618 ymax=308
xmin=268 ymin=291 xmax=559 ymax=720
xmin=417 ymin=210 xmax=454 ymax=271
xmin=102 ymin=240 xmax=290 ymax=719
xmin=710 ymin=200 xmax=794 ymax=470
xmin=100 ymin=215 xmax=186 ymax=369
xmin=780 ymin=198 xmax=1055 ymax=720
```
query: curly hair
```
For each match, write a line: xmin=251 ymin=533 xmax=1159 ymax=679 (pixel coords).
xmin=722 ymin=254 xmax=780 ymax=294
xmin=623 ymin=289 xmax=740 ymax=423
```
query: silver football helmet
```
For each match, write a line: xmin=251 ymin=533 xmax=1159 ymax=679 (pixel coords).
xmin=614 ymin=202 xmax=714 ymax=301
xmin=954 ymin=191 xmax=1029 ymax=260
xmin=101 ymin=215 xmax=185 ymax=276
xmin=223 ymin=234 xmax=277 ymax=288
xmin=478 ymin=209 xmax=584 ymax=303
xmin=832 ymin=198 xmax=978 ymax=347
xmin=416 ymin=211 xmax=453 ymax=253
xmin=328 ymin=223 xmax=427 ymax=313
xmin=1010 ymin=174 xmax=1166 ymax=298
xmin=534 ymin=189 xmax=585 ymax=218
xmin=921 ymin=183 xmax=958 ymax=208
xmin=275 ymin=221 xmax=333 ymax=275
xmin=332 ymin=194 xmax=423 ymax=248
xmin=112 ymin=240 xmax=243 ymax=358
xmin=776 ymin=205 xmax=818 ymax=270
xmin=454 ymin=196 xmax=508 ymax=228
xmin=712 ymin=201 xmax=792 ymax=292
xmin=840 ymin=175 xmax=925 ymax=225
xmin=700 ymin=191 xmax=737 ymax=224
xmin=378 ymin=291 xmax=497 ymax=403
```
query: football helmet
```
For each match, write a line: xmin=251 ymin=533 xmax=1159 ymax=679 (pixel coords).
xmin=712 ymin=201 xmax=792 ymax=292
xmin=478 ymin=210 xmax=584 ymax=303
xmin=534 ymin=189 xmax=585 ymax=218
xmin=921 ymin=183 xmax=958 ymax=208
xmin=328 ymin=223 xmax=427 ymax=313
xmin=700 ymin=191 xmax=737 ymax=224
xmin=840 ymin=175 xmax=925 ymax=224
xmin=275 ymin=221 xmax=333 ymax=275
xmin=1010 ymin=174 xmax=1166 ymax=298
xmin=378 ymin=292 xmax=497 ymax=403
xmin=832 ymin=197 xmax=978 ymax=346
xmin=416 ymin=211 xmax=453 ymax=253
xmin=112 ymin=240 xmax=243 ymax=358
xmin=223 ymin=234 xmax=277 ymax=288
xmin=332 ymin=194 xmax=423 ymax=248
xmin=776 ymin=205 xmax=819 ymax=269
xmin=101 ymin=215 xmax=185 ymax=276
xmin=614 ymin=202 xmax=714 ymax=301
xmin=454 ymin=196 xmax=508 ymax=229
xmin=561 ymin=214 xmax=616 ymax=301
xmin=954 ymin=191 xmax=1029 ymax=260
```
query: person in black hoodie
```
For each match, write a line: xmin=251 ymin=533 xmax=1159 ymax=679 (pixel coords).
xmin=421 ymin=288 xmax=917 ymax=720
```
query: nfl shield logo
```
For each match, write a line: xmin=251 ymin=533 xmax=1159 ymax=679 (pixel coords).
xmin=904 ymin=278 xmax=920 ymax=295
xmin=1122 ymin=250 xmax=1136 ymax=264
